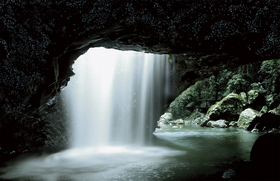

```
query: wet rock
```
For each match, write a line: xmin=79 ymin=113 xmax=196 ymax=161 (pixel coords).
xmin=247 ymin=90 xmax=266 ymax=111
xmin=192 ymin=116 xmax=206 ymax=125
xmin=167 ymin=82 xmax=200 ymax=119
xmin=269 ymin=104 xmax=280 ymax=115
xmin=260 ymin=105 xmax=268 ymax=113
xmin=202 ymin=93 xmax=243 ymax=126
xmin=247 ymin=113 xmax=280 ymax=132
xmin=250 ymin=133 xmax=280 ymax=180
xmin=219 ymin=132 xmax=280 ymax=181
xmin=158 ymin=112 xmax=173 ymax=125
xmin=268 ymin=94 xmax=280 ymax=110
xmin=251 ymin=128 xmax=259 ymax=133
xmin=207 ymin=119 xmax=228 ymax=128
xmin=229 ymin=121 xmax=238 ymax=127
xmin=185 ymin=108 xmax=205 ymax=124
xmin=237 ymin=108 xmax=262 ymax=130
xmin=174 ymin=119 xmax=184 ymax=124
xmin=239 ymin=92 xmax=247 ymax=106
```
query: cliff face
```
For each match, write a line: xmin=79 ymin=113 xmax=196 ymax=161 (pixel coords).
xmin=0 ymin=1 xmax=279 ymax=155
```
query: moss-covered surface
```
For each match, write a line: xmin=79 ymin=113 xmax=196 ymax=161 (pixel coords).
xmin=205 ymin=93 xmax=243 ymax=122
xmin=167 ymin=82 xmax=200 ymax=119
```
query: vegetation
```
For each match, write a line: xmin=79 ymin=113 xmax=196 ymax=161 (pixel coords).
xmin=161 ymin=59 xmax=280 ymax=130
xmin=198 ymin=59 xmax=279 ymax=103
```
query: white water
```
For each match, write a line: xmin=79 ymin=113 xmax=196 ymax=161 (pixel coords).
xmin=63 ymin=47 xmax=170 ymax=147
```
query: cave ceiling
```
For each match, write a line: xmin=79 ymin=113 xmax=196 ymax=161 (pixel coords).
xmin=0 ymin=0 xmax=279 ymax=115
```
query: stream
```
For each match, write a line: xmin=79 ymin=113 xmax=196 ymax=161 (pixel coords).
xmin=0 ymin=125 xmax=262 ymax=181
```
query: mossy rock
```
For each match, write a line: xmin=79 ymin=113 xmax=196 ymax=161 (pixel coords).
xmin=247 ymin=90 xmax=266 ymax=111
xmin=269 ymin=104 xmax=280 ymax=115
xmin=205 ymin=93 xmax=243 ymax=122
xmin=247 ymin=113 xmax=280 ymax=132
xmin=168 ymin=82 xmax=201 ymax=119
xmin=237 ymin=108 xmax=262 ymax=129
xmin=229 ymin=121 xmax=238 ymax=127
xmin=184 ymin=108 xmax=206 ymax=124
xmin=239 ymin=92 xmax=247 ymax=106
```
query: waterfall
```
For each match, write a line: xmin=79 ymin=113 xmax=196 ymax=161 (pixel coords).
xmin=63 ymin=48 xmax=170 ymax=148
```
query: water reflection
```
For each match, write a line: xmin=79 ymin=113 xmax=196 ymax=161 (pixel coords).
xmin=0 ymin=125 xmax=262 ymax=181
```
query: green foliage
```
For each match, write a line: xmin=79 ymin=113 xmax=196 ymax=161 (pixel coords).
xmin=225 ymin=74 xmax=250 ymax=95
xmin=196 ymin=59 xmax=279 ymax=107
xmin=167 ymin=54 xmax=173 ymax=63
xmin=258 ymin=59 xmax=280 ymax=94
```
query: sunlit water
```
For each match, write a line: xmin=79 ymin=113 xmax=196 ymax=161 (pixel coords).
xmin=0 ymin=125 xmax=262 ymax=181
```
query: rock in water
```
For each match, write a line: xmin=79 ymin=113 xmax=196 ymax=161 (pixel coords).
xmin=250 ymin=133 xmax=280 ymax=180
xmin=207 ymin=119 xmax=228 ymax=128
xmin=167 ymin=82 xmax=200 ymax=119
xmin=157 ymin=113 xmax=173 ymax=126
xmin=237 ymin=108 xmax=262 ymax=130
xmin=247 ymin=90 xmax=266 ymax=111
xmin=201 ymin=93 xmax=243 ymax=126
xmin=239 ymin=92 xmax=247 ymax=107
xmin=247 ymin=113 xmax=280 ymax=132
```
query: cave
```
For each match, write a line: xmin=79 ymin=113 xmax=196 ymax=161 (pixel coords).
xmin=0 ymin=1 xmax=280 ymax=180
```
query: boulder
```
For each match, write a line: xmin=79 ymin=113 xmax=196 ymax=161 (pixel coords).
xmin=167 ymin=82 xmax=200 ymax=119
xmin=229 ymin=121 xmax=238 ymax=127
xmin=239 ymin=92 xmax=247 ymax=106
xmin=237 ymin=108 xmax=262 ymax=130
xmin=269 ymin=104 xmax=280 ymax=116
xmin=207 ymin=119 xmax=228 ymax=128
xmin=202 ymin=93 xmax=243 ymax=126
xmin=185 ymin=108 xmax=206 ymax=124
xmin=260 ymin=105 xmax=268 ymax=113
xmin=192 ymin=116 xmax=206 ymax=125
xmin=220 ymin=133 xmax=280 ymax=181
xmin=247 ymin=90 xmax=266 ymax=111
xmin=247 ymin=113 xmax=280 ymax=132
xmin=158 ymin=113 xmax=173 ymax=125
xmin=269 ymin=94 xmax=280 ymax=110
xmin=250 ymin=133 xmax=280 ymax=180
xmin=251 ymin=128 xmax=259 ymax=133
xmin=174 ymin=119 xmax=184 ymax=124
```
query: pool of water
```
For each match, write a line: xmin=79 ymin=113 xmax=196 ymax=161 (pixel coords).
xmin=0 ymin=125 xmax=262 ymax=181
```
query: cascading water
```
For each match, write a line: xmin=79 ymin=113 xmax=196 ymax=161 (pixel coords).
xmin=63 ymin=47 xmax=170 ymax=148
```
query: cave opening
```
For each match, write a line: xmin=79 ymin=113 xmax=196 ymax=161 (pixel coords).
xmin=62 ymin=47 xmax=171 ymax=148
xmin=0 ymin=48 xmax=268 ymax=181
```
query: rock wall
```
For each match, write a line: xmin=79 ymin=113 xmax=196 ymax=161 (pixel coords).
xmin=0 ymin=1 xmax=280 ymax=155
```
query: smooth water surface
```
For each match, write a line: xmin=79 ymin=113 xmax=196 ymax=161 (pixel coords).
xmin=0 ymin=125 xmax=262 ymax=181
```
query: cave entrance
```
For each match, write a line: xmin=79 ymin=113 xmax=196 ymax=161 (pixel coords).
xmin=62 ymin=47 xmax=171 ymax=148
